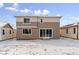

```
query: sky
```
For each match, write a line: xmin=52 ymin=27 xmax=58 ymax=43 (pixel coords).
xmin=0 ymin=3 xmax=79 ymax=26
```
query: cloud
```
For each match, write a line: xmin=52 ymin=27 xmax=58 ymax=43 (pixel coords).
xmin=0 ymin=3 xmax=4 ymax=8
xmin=61 ymin=16 xmax=79 ymax=26
xmin=42 ymin=9 xmax=50 ymax=15
xmin=34 ymin=9 xmax=50 ymax=16
xmin=5 ymin=3 xmax=19 ymax=12
xmin=56 ymin=14 xmax=61 ymax=16
xmin=69 ymin=16 xmax=77 ymax=19
xmin=20 ymin=9 xmax=31 ymax=13
xmin=5 ymin=7 xmax=18 ymax=11
xmin=34 ymin=10 xmax=42 ymax=15
xmin=13 ymin=3 xmax=18 ymax=7
xmin=5 ymin=3 xmax=31 ymax=14
xmin=5 ymin=7 xmax=31 ymax=14
xmin=5 ymin=4 xmax=50 ymax=15
xmin=69 ymin=16 xmax=79 ymax=22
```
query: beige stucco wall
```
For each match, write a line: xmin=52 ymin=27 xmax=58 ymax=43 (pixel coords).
xmin=60 ymin=28 xmax=66 ymax=36
xmin=16 ymin=16 xmax=60 ymax=22
xmin=1 ymin=28 xmax=13 ymax=40
xmin=12 ymin=29 xmax=16 ymax=38
xmin=17 ymin=22 xmax=60 ymax=39
xmin=60 ymin=26 xmax=77 ymax=39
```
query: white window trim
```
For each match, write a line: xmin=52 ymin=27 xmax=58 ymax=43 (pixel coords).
xmin=39 ymin=28 xmax=53 ymax=38
xmin=23 ymin=18 xmax=31 ymax=24
xmin=22 ymin=28 xmax=32 ymax=35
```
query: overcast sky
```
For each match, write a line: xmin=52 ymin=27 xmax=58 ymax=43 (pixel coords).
xmin=0 ymin=3 xmax=79 ymax=26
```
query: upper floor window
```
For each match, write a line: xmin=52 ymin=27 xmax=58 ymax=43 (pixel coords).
xmin=23 ymin=28 xmax=32 ymax=35
xmin=24 ymin=18 xmax=30 ymax=23
xmin=2 ymin=29 xmax=5 ymax=35
xmin=41 ymin=19 xmax=43 ymax=23
xmin=73 ymin=28 xmax=76 ymax=34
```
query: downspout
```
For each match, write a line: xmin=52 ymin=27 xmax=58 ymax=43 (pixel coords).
xmin=37 ymin=16 xmax=39 ymax=39
xmin=77 ymin=23 xmax=78 ymax=39
xmin=37 ymin=16 xmax=38 ymax=27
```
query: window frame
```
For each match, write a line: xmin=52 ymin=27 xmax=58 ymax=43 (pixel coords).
xmin=9 ymin=30 xmax=11 ymax=34
xmin=66 ymin=28 xmax=68 ymax=34
xmin=23 ymin=18 xmax=30 ymax=24
xmin=22 ymin=28 xmax=32 ymax=35
xmin=40 ymin=18 xmax=43 ymax=23
xmin=2 ymin=29 xmax=5 ymax=35
xmin=39 ymin=28 xmax=53 ymax=38
xmin=73 ymin=28 xmax=76 ymax=34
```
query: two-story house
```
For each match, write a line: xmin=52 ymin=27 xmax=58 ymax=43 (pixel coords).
xmin=15 ymin=16 xmax=61 ymax=40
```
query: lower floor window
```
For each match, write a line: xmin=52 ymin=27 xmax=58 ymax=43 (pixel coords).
xmin=9 ymin=30 xmax=11 ymax=34
xmin=2 ymin=29 xmax=5 ymax=35
xmin=23 ymin=28 xmax=31 ymax=34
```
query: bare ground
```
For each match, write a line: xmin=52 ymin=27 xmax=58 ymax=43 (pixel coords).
xmin=0 ymin=37 xmax=79 ymax=55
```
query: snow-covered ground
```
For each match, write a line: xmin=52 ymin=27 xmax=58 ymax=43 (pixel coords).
xmin=0 ymin=37 xmax=79 ymax=55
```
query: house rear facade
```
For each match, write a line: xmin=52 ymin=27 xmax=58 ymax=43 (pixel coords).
xmin=60 ymin=23 xmax=79 ymax=39
xmin=0 ymin=22 xmax=15 ymax=40
xmin=16 ymin=16 xmax=61 ymax=40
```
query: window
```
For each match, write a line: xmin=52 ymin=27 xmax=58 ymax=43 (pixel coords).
xmin=24 ymin=18 xmax=30 ymax=23
xmin=66 ymin=28 xmax=68 ymax=34
xmin=73 ymin=28 xmax=76 ymax=34
xmin=48 ymin=29 xmax=52 ymax=37
xmin=10 ymin=30 xmax=11 ymax=34
xmin=41 ymin=19 xmax=43 ymax=23
xmin=23 ymin=29 xmax=31 ymax=34
xmin=2 ymin=29 xmax=5 ymax=35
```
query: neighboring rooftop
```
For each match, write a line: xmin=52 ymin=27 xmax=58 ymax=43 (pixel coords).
xmin=0 ymin=22 xmax=15 ymax=29
xmin=15 ymin=16 xmax=62 ymax=18
xmin=61 ymin=22 xmax=79 ymax=28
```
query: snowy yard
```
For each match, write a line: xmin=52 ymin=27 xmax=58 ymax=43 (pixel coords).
xmin=0 ymin=37 xmax=79 ymax=55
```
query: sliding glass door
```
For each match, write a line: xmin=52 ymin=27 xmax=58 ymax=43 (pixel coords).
xmin=40 ymin=28 xmax=53 ymax=38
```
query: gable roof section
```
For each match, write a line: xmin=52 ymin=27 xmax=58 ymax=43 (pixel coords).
xmin=0 ymin=22 xmax=13 ymax=29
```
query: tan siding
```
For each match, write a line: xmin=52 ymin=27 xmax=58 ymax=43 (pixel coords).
xmin=37 ymin=17 xmax=60 ymax=22
xmin=12 ymin=29 xmax=16 ymax=38
xmin=17 ymin=22 xmax=60 ymax=39
xmin=16 ymin=17 xmax=37 ymax=22
xmin=60 ymin=27 xmax=77 ymax=39
xmin=16 ymin=22 xmax=37 ymax=26
xmin=1 ymin=28 xmax=13 ymax=40
xmin=17 ymin=28 xmax=39 ymax=40
xmin=16 ymin=16 xmax=60 ymax=22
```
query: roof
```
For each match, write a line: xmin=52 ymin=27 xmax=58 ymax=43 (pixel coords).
xmin=0 ymin=22 xmax=13 ymax=29
xmin=15 ymin=16 xmax=62 ymax=18
xmin=61 ymin=22 xmax=79 ymax=29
